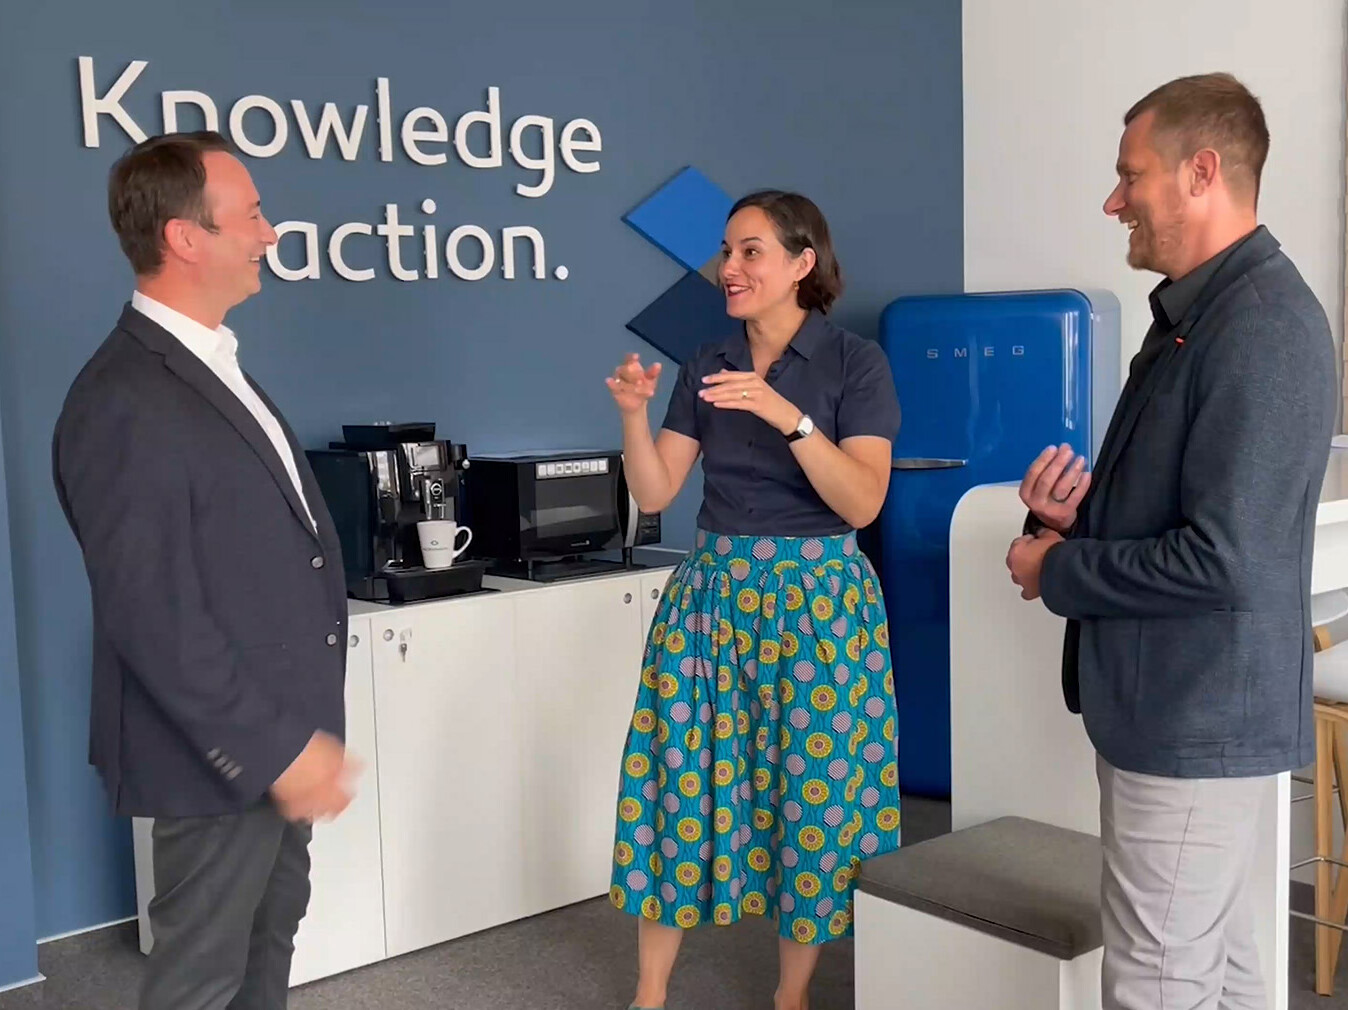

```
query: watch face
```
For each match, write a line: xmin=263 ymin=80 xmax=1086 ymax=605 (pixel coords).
xmin=798 ymin=415 xmax=815 ymax=435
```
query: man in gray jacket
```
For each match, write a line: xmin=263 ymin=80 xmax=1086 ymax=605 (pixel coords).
xmin=1007 ymin=73 xmax=1336 ymax=1009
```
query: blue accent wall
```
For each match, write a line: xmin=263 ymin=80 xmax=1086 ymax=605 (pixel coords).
xmin=0 ymin=404 xmax=39 ymax=987
xmin=0 ymin=0 xmax=962 ymax=958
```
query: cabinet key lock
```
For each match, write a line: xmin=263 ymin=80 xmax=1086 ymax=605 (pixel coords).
xmin=398 ymin=628 xmax=412 ymax=662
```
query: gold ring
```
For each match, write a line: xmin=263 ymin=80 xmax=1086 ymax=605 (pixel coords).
xmin=741 ymin=389 xmax=749 ymax=399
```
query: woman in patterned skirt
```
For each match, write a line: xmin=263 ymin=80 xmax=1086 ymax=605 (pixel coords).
xmin=605 ymin=190 xmax=902 ymax=1010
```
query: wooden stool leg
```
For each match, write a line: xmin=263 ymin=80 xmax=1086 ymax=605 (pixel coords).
xmin=1317 ymin=716 xmax=1336 ymax=996
xmin=1316 ymin=626 xmax=1334 ymax=653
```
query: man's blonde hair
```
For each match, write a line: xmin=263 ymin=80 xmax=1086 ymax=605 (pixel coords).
xmin=1126 ymin=72 xmax=1269 ymax=203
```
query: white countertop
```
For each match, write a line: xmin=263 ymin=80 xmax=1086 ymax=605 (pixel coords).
xmin=347 ymin=548 xmax=683 ymax=617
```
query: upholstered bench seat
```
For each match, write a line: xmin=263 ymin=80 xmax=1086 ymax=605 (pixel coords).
xmin=853 ymin=816 xmax=1104 ymax=1010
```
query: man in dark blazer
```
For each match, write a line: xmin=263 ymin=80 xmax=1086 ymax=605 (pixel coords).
xmin=53 ymin=131 xmax=356 ymax=1010
xmin=1008 ymin=75 xmax=1336 ymax=1009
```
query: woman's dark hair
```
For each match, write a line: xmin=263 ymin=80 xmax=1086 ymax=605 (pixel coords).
xmin=727 ymin=190 xmax=843 ymax=313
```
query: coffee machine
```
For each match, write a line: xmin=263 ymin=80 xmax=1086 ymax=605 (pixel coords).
xmin=306 ymin=422 xmax=487 ymax=603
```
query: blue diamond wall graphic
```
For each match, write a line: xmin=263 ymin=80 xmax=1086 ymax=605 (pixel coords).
xmin=625 ymin=167 xmax=736 ymax=365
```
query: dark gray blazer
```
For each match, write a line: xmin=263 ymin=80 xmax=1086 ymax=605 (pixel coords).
xmin=1038 ymin=227 xmax=1336 ymax=778
xmin=53 ymin=305 xmax=349 ymax=817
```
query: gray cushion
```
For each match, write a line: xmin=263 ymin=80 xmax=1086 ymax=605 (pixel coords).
xmin=856 ymin=816 xmax=1103 ymax=960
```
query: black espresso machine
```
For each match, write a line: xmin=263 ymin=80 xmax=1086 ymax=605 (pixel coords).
xmin=306 ymin=422 xmax=488 ymax=603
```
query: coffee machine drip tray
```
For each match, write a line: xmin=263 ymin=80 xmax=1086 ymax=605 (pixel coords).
xmin=487 ymin=555 xmax=650 ymax=584
xmin=355 ymin=558 xmax=491 ymax=605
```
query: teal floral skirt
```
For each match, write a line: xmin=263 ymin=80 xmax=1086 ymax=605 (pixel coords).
xmin=609 ymin=529 xmax=900 ymax=944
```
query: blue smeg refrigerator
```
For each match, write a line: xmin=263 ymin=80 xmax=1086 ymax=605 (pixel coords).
xmin=877 ymin=290 xmax=1121 ymax=798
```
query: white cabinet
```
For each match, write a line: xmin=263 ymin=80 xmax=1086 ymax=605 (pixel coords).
xmin=129 ymin=565 xmax=676 ymax=984
xmin=369 ymin=571 xmax=662 ymax=957
xmin=290 ymin=616 xmax=386 ymax=985
xmin=513 ymin=575 xmax=646 ymax=912
xmin=368 ymin=593 xmax=529 ymax=958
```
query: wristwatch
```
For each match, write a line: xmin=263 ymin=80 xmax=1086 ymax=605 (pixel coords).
xmin=785 ymin=414 xmax=815 ymax=443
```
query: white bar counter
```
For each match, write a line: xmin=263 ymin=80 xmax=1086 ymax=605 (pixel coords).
xmin=948 ymin=450 xmax=1348 ymax=1010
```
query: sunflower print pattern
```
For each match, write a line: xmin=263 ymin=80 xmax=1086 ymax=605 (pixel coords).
xmin=609 ymin=529 xmax=900 ymax=943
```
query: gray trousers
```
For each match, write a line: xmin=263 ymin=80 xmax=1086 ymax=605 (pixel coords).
xmin=1098 ymin=754 xmax=1269 ymax=1010
xmin=140 ymin=804 xmax=312 ymax=1010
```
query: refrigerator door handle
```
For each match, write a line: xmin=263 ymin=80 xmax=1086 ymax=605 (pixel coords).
xmin=891 ymin=458 xmax=968 ymax=470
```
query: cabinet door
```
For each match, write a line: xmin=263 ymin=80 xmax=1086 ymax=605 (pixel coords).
xmin=513 ymin=575 xmax=646 ymax=912
xmin=639 ymin=569 xmax=675 ymax=634
xmin=290 ymin=617 xmax=387 ymax=985
xmin=371 ymin=595 xmax=526 ymax=958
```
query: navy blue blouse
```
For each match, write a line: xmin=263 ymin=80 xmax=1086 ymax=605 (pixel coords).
xmin=661 ymin=309 xmax=901 ymax=536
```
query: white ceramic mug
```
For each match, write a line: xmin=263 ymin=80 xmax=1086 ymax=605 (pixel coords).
xmin=416 ymin=520 xmax=472 ymax=570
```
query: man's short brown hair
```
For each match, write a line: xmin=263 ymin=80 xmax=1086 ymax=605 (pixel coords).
xmin=1125 ymin=72 xmax=1269 ymax=202
xmin=107 ymin=131 xmax=234 ymax=276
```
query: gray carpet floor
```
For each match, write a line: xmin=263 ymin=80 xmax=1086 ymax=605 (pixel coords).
xmin=1 ymin=797 xmax=1344 ymax=1008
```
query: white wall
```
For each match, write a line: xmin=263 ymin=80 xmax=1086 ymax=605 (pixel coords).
xmin=963 ymin=0 xmax=1347 ymax=887
xmin=964 ymin=0 xmax=1345 ymax=377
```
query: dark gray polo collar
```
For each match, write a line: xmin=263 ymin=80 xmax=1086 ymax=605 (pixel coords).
xmin=715 ymin=309 xmax=831 ymax=370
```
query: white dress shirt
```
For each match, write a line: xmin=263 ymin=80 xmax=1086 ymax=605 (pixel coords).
xmin=131 ymin=291 xmax=317 ymax=531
